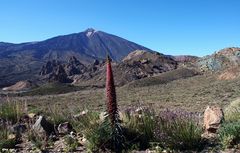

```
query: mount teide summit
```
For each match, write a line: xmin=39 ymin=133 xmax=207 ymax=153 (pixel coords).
xmin=0 ymin=28 xmax=151 ymax=62
xmin=0 ymin=28 xmax=151 ymax=87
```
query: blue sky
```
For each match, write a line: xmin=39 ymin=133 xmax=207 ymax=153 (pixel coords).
xmin=0 ymin=0 xmax=239 ymax=56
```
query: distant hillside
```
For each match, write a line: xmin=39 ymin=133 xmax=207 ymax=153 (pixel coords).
xmin=72 ymin=50 xmax=178 ymax=86
xmin=0 ymin=28 xmax=151 ymax=87
xmin=197 ymin=47 xmax=240 ymax=71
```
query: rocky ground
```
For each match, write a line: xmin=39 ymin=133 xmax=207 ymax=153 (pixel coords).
xmin=1 ymin=102 xmax=240 ymax=153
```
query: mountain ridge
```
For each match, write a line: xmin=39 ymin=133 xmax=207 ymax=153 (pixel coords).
xmin=0 ymin=28 xmax=152 ymax=87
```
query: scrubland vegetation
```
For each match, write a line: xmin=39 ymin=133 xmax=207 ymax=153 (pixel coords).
xmin=0 ymin=98 xmax=239 ymax=152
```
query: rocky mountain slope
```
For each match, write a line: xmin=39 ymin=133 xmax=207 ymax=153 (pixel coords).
xmin=0 ymin=28 xmax=151 ymax=87
xmin=197 ymin=47 xmax=240 ymax=71
xmin=39 ymin=50 xmax=178 ymax=86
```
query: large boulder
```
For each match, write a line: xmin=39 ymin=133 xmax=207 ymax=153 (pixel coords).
xmin=203 ymin=106 xmax=224 ymax=133
xmin=32 ymin=116 xmax=55 ymax=137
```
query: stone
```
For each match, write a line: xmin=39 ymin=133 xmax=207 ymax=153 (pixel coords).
xmin=58 ymin=122 xmax=74 ymax=135
xmin=99 ymin=112 xmax=107 ymax=121
xmin=32 ymin=116 xmax=55 ymax=137
xmin=10 ymin=123 xmax=27 ymax=139
xmin=8 ymin=134 xmax=16 ymax=140
xmin=28 ymin=113 xmax=36 ymax=119
xmin=203 ymin=106 xmax=224 ymax=133
xmin=73 ymin=110 xmax=89 ymax=119
xmin=93 ymin=59 xmax=100 ymax=65
xmin=80 ymin=110 xmax=88 ymax=115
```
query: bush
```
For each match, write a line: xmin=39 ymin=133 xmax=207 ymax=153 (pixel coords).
xmin=47 ymin=104 xmax=69 ymax=126
xmin=84 ymin=120 xmax=113 ymax=152
xmin=154 ymin=109 xmax=203 ymax=151
xmin=224 ymin=99 xmax=240 ymax=122
xmin=82 ymin=107 xmax=157 ymax=152
xmin=218 ymin=121 xmax=240 ymax=149
xmin=68 ymin=111 xmax=109 ymax=152
xmin=0 ymin=125 xmax=16 ymax=150
xmin=27 ymin=129 xmax=47 ymax=151
xmin=63 ymin=135 xmax=80 ymax=152
xmin=121 ymin=107 xmax=156 ymax=150
xmin=78 ymin=108 xmax=204 ymax=152
xmin=70 ymin=111 xmax=100 ymax=133
xmin=0 ymin=101 xmax=24 ymax=124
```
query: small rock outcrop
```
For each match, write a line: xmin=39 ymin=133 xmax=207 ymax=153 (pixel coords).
xmin=203 ymin=106 xmax=224 ymax=133
xmin=217 ymin=67 xmax=240 ymax=80
xmin=48 ymin=65 xmax=72 ymax=83
xmin=2 ymin=80 xmax=37 ymax=91
xmin=39 ymin=56 xmax=88 ymax=83
xmin=57 ymin=122 xmax=74 ymax=135
xmin=32 ymin=116 xmax=55 ymax=137
xmin=173 ymin=55 xmax=199 ymax=63
xmin=64 ymin=56 xmax=87 ymax=76
xmin=39 ymin=60 xmax=61 ymax=76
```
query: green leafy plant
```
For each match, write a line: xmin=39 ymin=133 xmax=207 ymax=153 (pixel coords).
xmin=224 ymin=99 xmax=240 ymax=122
xmin=0 ymin=125 xmax=16 ymax=150
xmin=47 ymin=104 xmax=69 ymax=126
xmin=0 ymin=101 xmax=24 ymax=124
xmin=63 ymin=135 xmax=79 ymax=152
xmin=71 ymin=111 xmax=100 ymax=133
xmin=84 ymin=120 xmax=113 ymax=152
xmin=121 ymin=107 xmax=156 ymax=150
xmin=218 ymin=121 xmax=240 ymax=149
xmin=27 ymin=129 xmax=49 ymax=151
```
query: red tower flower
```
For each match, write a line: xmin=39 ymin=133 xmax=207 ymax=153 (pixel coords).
xmin=106 ymin=55 xmax=118 ymax=125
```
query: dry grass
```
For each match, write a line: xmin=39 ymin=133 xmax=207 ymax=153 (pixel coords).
xmin=2 ymin=73 xmax=240 ymax=113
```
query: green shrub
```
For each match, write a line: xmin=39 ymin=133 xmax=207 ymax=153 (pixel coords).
xmin=218 ymin=121 xmax=240 ymax=149
xmin=84 ymin=120 xmax=113 ymax=152
xmin=26 ymin=129 xmax=53 ymax=151
xmin=0 ymin=101 xmax=24 ymax=124
xmin=27 ymin=130 xmax=44 ymax=150
xmin=81 ymin=108 xmax=157 ymax=152
xmin=72 ymin=111 xmax=124 ymax=152
xmin=225 ymin=99 xmax=240 ymax=122
xmin=71 ymin=111 xmax=114 ymax=152
xmin=0 ymin=125 xmax=16 ymax=150
xmin=154 ymin=109 xmax=204 ymax=151
xmin=70 ymin=111 xmax=100 ymax=133
xmin=63 ymin=135 xmax=79 ymax=152
xmin=47 ymin=104 xmax=69 ymax=126
xmin=121 ymin=108 xmax=156 ymax=150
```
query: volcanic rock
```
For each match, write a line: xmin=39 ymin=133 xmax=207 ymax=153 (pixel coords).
xmin=39 ymin=60 xmax=73 ymax=83
xmin=203 ymin=106 xmax=224 ymax=133
xmin=72 ymin=50 xmax=178 ymax=86
xmin=197 ymin=47 xmax=240 ymax=71
xmin=64 ymin=56 xmax=86 ymax=76
xmin=32 ymin=116 xmax=55 ymax=137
